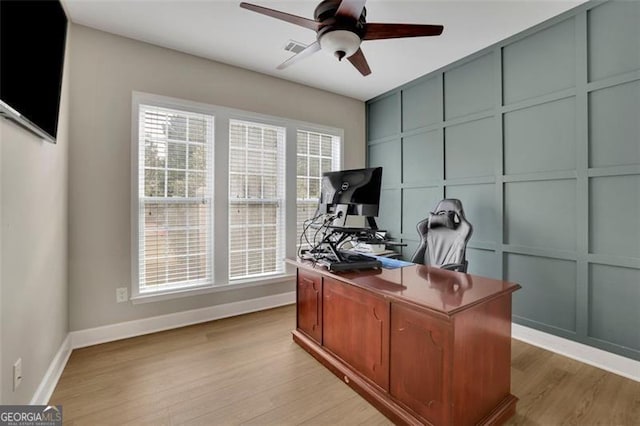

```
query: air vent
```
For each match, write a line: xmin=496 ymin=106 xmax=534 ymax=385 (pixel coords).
xmin=284 ymin=40 xmax=308 ymax=54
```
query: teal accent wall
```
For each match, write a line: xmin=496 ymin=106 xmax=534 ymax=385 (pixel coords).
xmin=366 ymin=0 xmax=640 ymax=361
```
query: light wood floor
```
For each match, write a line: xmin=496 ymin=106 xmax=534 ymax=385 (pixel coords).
xmin=51 ymin=305 xmax=640 ymax=425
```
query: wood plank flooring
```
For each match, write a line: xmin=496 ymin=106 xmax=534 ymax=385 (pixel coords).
xmin=50 ymin=305 xmax=640 ymax=425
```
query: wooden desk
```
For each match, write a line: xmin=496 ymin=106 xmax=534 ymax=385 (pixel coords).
xmin=288 ymin=259 xmax=521 ymax=426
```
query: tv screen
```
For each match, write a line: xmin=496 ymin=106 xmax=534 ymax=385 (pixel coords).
xmin=319 ymin=167 xmax=383 ymax=217
xmin=0 ymin=0 xmax=68 ymax=143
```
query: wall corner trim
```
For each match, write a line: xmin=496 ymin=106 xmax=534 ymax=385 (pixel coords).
xmin=30 ymin=335 xmax=73 ymax=405
xmin=512 ymin=323 xmax=640 ymax=382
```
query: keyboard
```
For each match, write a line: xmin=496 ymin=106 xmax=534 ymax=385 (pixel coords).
xmin=316 ymin=250 xmax=382 ymax=272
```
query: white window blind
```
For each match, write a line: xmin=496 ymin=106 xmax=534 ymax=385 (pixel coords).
xmin=137 ymin=104 xmax=214 ymax=292
xmin=229 ymin=120 xmax=285 ymax=279
xmin=296 ymin=130 xmax=341 ymax=250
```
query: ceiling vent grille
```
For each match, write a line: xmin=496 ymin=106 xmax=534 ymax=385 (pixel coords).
xmin=284 ymin=40 xmax=308 ymax=54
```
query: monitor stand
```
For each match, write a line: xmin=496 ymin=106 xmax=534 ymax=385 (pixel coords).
xmin=329 ymin=204 xmax=378 ymax=230
xmin=331 ymin=204 xmax=349 ymax=228
xmin=365 ymin=216 xmax=378 ymax=229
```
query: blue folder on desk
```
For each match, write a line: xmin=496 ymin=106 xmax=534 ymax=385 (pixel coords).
xmin=367 ymin=255 xmax=414 ymax=269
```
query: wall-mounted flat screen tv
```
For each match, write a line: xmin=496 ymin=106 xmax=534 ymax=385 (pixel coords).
xmin=0 ymin=0 xmax=68 ymax=143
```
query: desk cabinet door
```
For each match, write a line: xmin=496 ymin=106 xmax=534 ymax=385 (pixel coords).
xmin=390 ymin=303 xmax=452 ymax=425
xmin=297 ymin=269 xmax=323 ymax=343
xmin=323 ymin=278 xmax=390 ymax=390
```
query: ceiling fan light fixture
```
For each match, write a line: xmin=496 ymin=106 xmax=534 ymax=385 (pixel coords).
xmin=319 ymin=30 xmax=361 ymax=61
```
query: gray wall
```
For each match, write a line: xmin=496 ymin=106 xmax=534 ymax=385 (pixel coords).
xmin=68 ymin=25 xmax=365 ymax=331
xmin=0 ymin=28 xmax=70 ymax=403
xmin=367 ymin=0 xmax=639 ymax=361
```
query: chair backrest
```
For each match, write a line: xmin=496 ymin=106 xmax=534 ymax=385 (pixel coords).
xmin=410 ymin=199 xmax=473 ymax=272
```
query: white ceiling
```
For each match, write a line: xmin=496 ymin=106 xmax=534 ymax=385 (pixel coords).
xmin=62 ymin=0 xmax=587 ymax=101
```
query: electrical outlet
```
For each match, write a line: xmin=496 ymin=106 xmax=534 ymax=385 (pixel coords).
xmin=116 ymin=287 xmax=128 ymax=303
xmin=13 ymin=358 xmax=22 ymax=391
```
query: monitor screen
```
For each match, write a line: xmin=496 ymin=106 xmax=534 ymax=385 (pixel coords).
xmin=0 ymin=0 xmax=68 ymax=143
xmin=318 ymin=167 xmax=383 ymax=218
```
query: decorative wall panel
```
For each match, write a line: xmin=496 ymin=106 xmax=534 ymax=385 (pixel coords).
xmin=589 ymin=264 xmax=640 ymax=351
xmin=507 ymin=254 xmax=577 ymax=333
xmin=588 ymin=1 xmax=640 ymax=81
xmin=588 ymin=81 xmax=640 ymax=168
xmin=504 ymin=179 xmax=576 ymax=252
xmin=589 ymin=175 xmax=640 ymax=258
xmin=504 ymin=97 xmax=576 ymax=174
xmin=366 ymin=0 xmax=640 ymax=360
xmin=444 ymin=53 xmax=494 ymax=120
xmin=502 ymin=19 xmax=575 ymax=104
xmin=402 ymin=77 xmax=441 ymax=130
xmin=445 ymin=118 xmax=496 ymax=180
xmin=402 ymin=131 xmax=442 ymax=184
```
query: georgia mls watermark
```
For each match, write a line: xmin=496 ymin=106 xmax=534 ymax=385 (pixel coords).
xmin=0 ymin=405 xmax=62 ymax=426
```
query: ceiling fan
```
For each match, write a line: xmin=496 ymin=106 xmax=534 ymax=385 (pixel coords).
xmin=239 ymin=0 xmax=444 ymax=76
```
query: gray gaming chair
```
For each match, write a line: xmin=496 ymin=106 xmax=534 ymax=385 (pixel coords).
xmin=410 ymin=199 xmax=473 ymax=273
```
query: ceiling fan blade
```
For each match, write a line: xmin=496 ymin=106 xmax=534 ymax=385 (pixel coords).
xmin=363 ymin=23 xmax=444 ymax=40
xmin=347 ymin=48 xmax=371 ymax=76
xmin=276 ymin=41 xmax=321 ymax=70
xmin=240 ymin=2 xmax=320 ymax=31
xmin=335 ymin=0 xmax=367 ymax=20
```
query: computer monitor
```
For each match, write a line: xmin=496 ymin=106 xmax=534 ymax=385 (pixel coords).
xmin=317 ymin=167 xmax=383 ymax=227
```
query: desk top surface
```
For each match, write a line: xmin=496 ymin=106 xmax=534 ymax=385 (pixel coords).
xmin=288 ymin=258 xmax=521 ymax=316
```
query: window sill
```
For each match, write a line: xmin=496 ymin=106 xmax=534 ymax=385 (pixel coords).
xmin=130 ymin=273 xmax=296 ymax=305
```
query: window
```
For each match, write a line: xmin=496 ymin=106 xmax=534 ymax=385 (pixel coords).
xmin=135 ymin=104 xmax=214 ymax=293
xmin=133 ymin=93 xmax=343 ymax=300
xmin=229 ymin=120 xmax=285 ymax=279
xmin=296 ymin=130 xmax=341 ymax=251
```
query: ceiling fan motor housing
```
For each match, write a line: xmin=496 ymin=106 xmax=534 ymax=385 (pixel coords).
xmin=314 ymin=0 xmax=366 ymax=23
xmin=315 ymin=0 xmax=367 ymax=60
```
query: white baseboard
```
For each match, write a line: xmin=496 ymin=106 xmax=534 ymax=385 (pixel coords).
xmin=31 ymin=291 xmax=296 ymax=403
xmin=70 ymin=291 xmax=296 ymax=349
xmin=512 ymin=324 xmax=640 ymax=382
xmin=30 ymin=334 xmax=72 ymax=405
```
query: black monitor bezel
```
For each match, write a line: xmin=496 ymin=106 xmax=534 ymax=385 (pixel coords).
xmin=317 ymin=166 xmax=383 ymax=218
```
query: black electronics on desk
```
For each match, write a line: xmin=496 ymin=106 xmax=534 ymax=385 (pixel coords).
xmin=300 ymin=166 xmax=404 ymax=271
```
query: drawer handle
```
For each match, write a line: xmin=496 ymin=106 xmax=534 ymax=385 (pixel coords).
xmin=344 ymin=375 xmax=350 ymax=384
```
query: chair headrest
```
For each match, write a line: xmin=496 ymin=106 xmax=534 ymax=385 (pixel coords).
xmin=434 ymin=199 xmax=466 ymax=217
xmin=428 ymin=211 xmax=457 ymax=229
xmin=428 ymin=199 xmax=469 ymax=229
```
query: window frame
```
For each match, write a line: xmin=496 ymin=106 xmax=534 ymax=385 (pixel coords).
xmin=228 ymin=119 xmax=286 ymax=280
xmin=131 ymin=94 xmax=219 ymax=302
xmin=296 ymin=129 xmax=342 ymax=253
xmin=131 ymin=92 xmax=344 ymax=303
xmin=137 ymin=104 xmax=215 ymax=294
